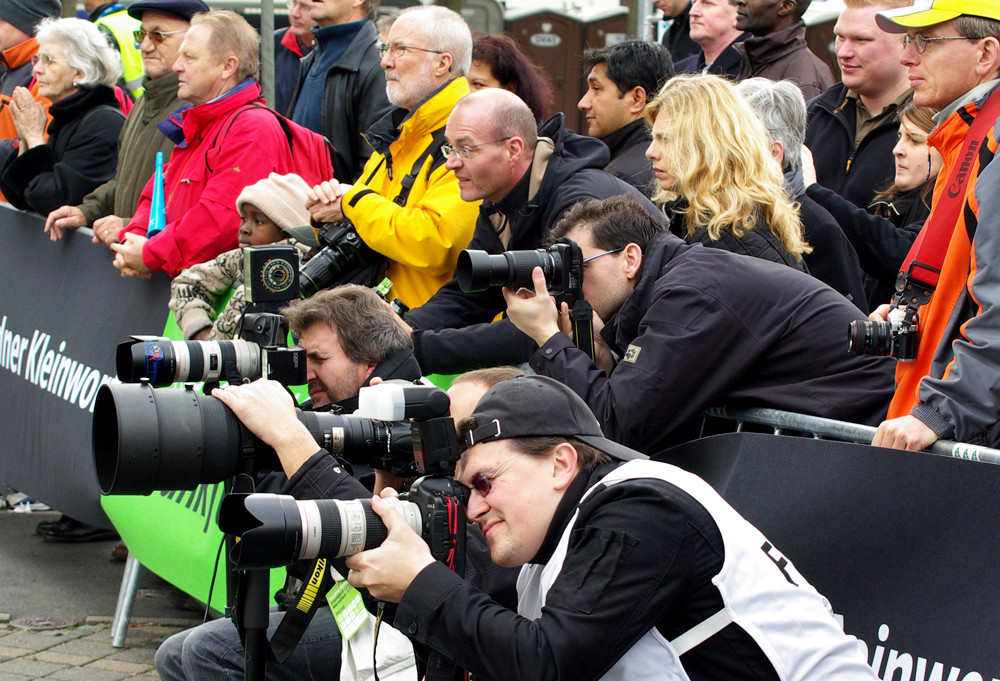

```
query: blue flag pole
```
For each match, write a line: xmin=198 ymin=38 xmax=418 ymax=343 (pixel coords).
xmin=147 ymin=152 xmax=165 ymax=238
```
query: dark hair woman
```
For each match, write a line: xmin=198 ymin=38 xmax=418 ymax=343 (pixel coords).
xmin=467 ymin=32 xmax=554 ymax=123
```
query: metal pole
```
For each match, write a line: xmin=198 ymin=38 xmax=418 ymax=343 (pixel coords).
xmin=111 ymin=553 xmax=143 ymax=647
xmin=261 ymin=0 xmax=276 ymax=110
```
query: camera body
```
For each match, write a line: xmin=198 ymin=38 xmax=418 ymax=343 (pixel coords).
xmin=848 ymin=305 xmax=918 ymax=361
xmin=118 ymin=246 xmax=306 ymax=387
xmin=299 ymin=220 xmax=381 ymax=299
xmin=456 ymin=238 xmax=584 ymax=296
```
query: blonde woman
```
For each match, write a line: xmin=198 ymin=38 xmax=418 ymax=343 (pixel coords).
xmin=644 ymin=73 xmax=810 ymax=269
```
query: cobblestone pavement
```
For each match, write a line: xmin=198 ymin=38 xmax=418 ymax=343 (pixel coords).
xmin=0 ymin=614 xmax=200 ymax=680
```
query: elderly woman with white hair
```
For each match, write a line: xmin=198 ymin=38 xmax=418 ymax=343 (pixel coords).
xmin=0 ymin=17 xmax=125 ymax=215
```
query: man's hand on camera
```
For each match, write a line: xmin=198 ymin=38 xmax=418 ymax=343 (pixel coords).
xmin=344 ymin=493 xmax=435 ymax=603
xmin=504 ymin=266 xmax=563 ymax=347
xmin=211 ymin=379 xmax=318 ymax=478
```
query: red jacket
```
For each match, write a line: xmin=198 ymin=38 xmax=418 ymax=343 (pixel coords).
xmin=122 ymin=81 xmax=297 ymax=276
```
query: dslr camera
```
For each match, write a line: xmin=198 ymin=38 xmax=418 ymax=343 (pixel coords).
xmin=92 ymin=381 xmax=455 ymax=496
xmin=848 ymin=305 xmax=918 ymax=361
xmin=299 ymin=220 xmax=382 ymax=299
xmin=118 ymin=245 xmax=306 ymax=387
xmin=456 ymin=238 xmax=584 ymax=295
xmin=216 ymin=382 xmax=468 ymax=569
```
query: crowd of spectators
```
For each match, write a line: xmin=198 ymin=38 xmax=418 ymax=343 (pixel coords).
xmin=6 ymin=0 xmax=1000 ymax=676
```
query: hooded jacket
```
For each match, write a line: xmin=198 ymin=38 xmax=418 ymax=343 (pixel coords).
xmin=735 ymin=22 xmax=834 ymax=101
xmin=339 ymin=77 xmax=479 ymax=310
xmin=78 ymin=72 xmax=185 ymax=225
xmin=0 ymin=86 xmax=124 ymax=215
xmin=406 ymin=113 xmax=660 ymax=374
xmin=530 ymin=232 xmax=896 ymax=454
xmin=121 ymin=81 xmax=299 ymax=276
xmin=805 ymin=82 xmax=903 ymax=210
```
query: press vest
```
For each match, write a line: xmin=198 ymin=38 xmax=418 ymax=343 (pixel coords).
xmin=517 ymin=460 xmax=876 ymax=681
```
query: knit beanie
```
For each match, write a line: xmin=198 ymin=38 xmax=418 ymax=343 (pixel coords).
xmin=236 ymin=173 xmax=312 ymax=232
xmin=0 ymin=0 xmax=62 ymax=37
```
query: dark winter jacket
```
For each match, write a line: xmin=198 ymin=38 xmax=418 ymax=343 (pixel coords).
xmin=785 ymin=168 xmax=868 ymax=312
xmin=661 ymin=3 xmax=700 ymax=63
xmin=673 ymin=34 xmax=748 ymax=78
xmin=601 ymin=118 xmax=655 ymax=197
xmin=530 ymin=232 xmax=897 ymax=453
xmin=273 ymin=27 xmax=313 ymax=118
xmin=805 ymin=82 xmax=903 ymax=209
xmin=0 ymin=86 xmax=124 ymax=216
xmin=806 ymin=182 xmax=924 ymax=310
xmin=735 ymin=22 xmax=834 ymax=100
xmin=406 ymin=113 xmax=662 ymax=374
xmin=287 ymin=19 xmax=390 ymax=182
xmin=689 ymin=220 xmax=806 ymax=271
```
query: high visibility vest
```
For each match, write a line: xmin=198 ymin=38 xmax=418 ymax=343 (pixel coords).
xmin=96 ymin=9 xmax=144 ymax=98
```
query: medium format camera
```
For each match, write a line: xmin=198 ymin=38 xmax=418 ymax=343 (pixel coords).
xmin=92 ymin=382 xmax=456 ymax=495
xmin=118 ymin=245 xmax=306 ymax=386
xmin=299 ymin=220 xmax=381 ymax=299
xmin=848 ymin=306 xmax=918 ymax=361
xmin=456 ymin=238 xmax=584 ymax=295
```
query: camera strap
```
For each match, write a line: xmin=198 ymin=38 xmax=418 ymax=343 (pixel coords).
xmin=268 ymin=559 xmax=335 ymax=663
xmin=894 ymin=88 xmax=1000 ymax=306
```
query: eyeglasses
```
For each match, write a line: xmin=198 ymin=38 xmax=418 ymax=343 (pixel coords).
xmin=133 ymin=28 xmax=186 ymax=45
xmin=31 ymin=53 xmax=68 ymax=67
xmin=582 ymin=247 xmax=624 ymax=265
xmin=442 ymin=137 xmax=511 ymax=160
xmin=379 ymin=42 xmax=444 ymax=59
xmin=467 ymin=455 xmax=521 ymax=497
xmin=902 ymin=33 xmax=979 ymax=54
xmin=286 ymin=0 xmax=312 ymax=11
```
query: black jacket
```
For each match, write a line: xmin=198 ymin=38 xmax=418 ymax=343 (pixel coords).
xmin=529 ymin=232 xmax=897 ymax=453
xmin=689 ymin=221 xmax=807 ymax=271
xmin=601 ymin=118 xmax=655 ymax=197
xmin=806 ymin=182 xmax=925 ymax=309
xmin=805 ymin=82 xmax=902 ymax=209
xmin=407 ymin=113 xmax=661 ymax=374
xmin=673 ymin=34 xmax=748 ymax=78
xmin=273 ymin=28 xmax=313 ymax=118
xmin=0 ymin=86 xmax=124 ymax=216
xmin=661 ymin=3 xmax=700 ymax=63
xmin=286 ymin=20 xmax=390 ymax=183
xmin=785 ymin=169 xmax=868 ymax=312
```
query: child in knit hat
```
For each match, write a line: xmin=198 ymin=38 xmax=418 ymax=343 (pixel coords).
xmin=169 ymin=173 xmax=312 ymax=340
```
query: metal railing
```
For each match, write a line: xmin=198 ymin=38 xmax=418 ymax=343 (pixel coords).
xmin=705 ymin=406 xmax=1000 ymax=466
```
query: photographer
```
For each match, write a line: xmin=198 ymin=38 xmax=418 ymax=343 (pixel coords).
xmin=155 ymin=285 xmax=419 ymax=681
xmin=504 ymin=196 xmax=896 ymax=454
xmin=344 ymin=375 xmax=880 ymax=680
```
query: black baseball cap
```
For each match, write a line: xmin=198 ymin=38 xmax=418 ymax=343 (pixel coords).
xmin=463 ymin=375 xmax=647 ymax=462
xmin=127 ymin=0 xmax=210 ymax=22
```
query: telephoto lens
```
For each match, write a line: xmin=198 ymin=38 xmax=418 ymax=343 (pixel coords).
xmin=116 ymin=336 xmax=262 ymax=386
xmin=456 ymin=248 xmax=561 ymax=293
xmin=218 ymin=493 xmax=422 ymax=569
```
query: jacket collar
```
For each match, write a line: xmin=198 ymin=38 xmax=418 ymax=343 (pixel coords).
xmin=599 ymin=118 xmax=650 ymax=158
xmin=738 ymin=21 xmax=807 ymax=66
xmin=159 ymin=78 xmax=262 ymax=147
xmin=1 ymin=37 xmax=38 ymax=71
xmin=365 ymin=76 xmax=469 ymax=161
xmin=280 ymin=26 xmax=312 ymax=58
xmin=141 ymin=71 xmax=181 ymax=107
xmin=48 ymin=85 xmax=119 ymax=136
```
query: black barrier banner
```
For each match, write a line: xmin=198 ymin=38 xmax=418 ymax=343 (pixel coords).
xmin=0 ymin=205 xmax=171 ymax=526
xmin=657 ymin=433 xmax=1000 ymax=677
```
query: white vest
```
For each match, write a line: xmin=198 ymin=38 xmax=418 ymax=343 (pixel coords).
xmin=516 ymin=460 xmax=877 ymax=681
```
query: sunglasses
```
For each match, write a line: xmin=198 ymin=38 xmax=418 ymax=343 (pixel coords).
xmin=133 ymin=28 xmax=186 ymax=45
xmin=467 ymin=455 xmax=521 ymax=497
